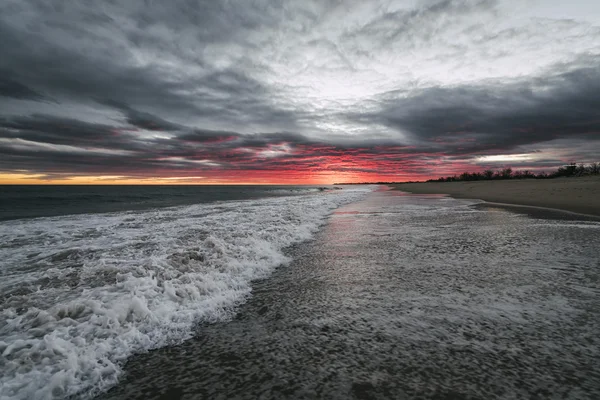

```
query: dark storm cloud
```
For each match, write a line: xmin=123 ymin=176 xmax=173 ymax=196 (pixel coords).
xmin=353 ymin=58 xmax=600 ymax=156
xmin=101 ymin=101 xmax=184 ymax=132
xmin=3 ymin=62 xmax=599 ymax=177
xmin=0 ymin=114 xmax=120 ymax=147
xmin=0 ymin=6 xmax=298 ymax=130
xmin=0 ymin=76 xmax=48 ymax=101
xmin=0 ymin=106 xmax=421 ymax=176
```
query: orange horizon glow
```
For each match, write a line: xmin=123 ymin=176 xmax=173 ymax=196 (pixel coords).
xmin=0 ymin=170 xmax=434 ymax=185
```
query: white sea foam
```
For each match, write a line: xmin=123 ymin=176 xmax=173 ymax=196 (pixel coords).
xmin=0 ymin=187 xmax=371 ymax=399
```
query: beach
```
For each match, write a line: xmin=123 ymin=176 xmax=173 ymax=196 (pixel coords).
xmin=2 ymin=187 xmax=600 ymax=399
xmin=393 ymin=176 xmax=600 ymax=217
xmin=98 ymin=189 xmax=600 ymax=399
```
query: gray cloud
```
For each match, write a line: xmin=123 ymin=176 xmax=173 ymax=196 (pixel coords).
xmin=0 ymin=0 xmax=599 ymax=181
xmin=100 ymin=101 xmax=183 ymax=132
xmin=0 ymin=5 xmax=299 ymax=132
xmin=351 ymin=57 xmax=600 ymax=155
xmin=0 ymin=76 xmax=48 ymax=101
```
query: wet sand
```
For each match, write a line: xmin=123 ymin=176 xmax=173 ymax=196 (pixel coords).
xmin=393 ymin=176 xmax=600 ymax=216
xmin=98 ymin=190 xmax=600 ymax=400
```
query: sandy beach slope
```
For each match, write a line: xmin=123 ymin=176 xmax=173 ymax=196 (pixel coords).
xmin=393 ymin=176 xmax=600 ymax=216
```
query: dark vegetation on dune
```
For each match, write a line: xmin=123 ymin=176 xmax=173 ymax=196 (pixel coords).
xmin=428 ymin=162 xmax=600 ymax=183
xmin=335 ymin=162 xmax=600 ymax=185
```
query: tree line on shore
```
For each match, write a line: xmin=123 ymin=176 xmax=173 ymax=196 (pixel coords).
xmin=429 ymin=162 xmax=600 ymax=183
xmin=333 ymin=162 xmax=600 ymax=185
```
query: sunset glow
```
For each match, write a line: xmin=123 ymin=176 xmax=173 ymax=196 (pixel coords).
xmin=0 ymin=1 xmax=599 ymax=184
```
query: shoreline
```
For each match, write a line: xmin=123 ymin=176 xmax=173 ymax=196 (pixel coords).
xmin=97 ymin=189 xmax=600 ymax=399
xmin=391 ymin=176 xmax=600 ymax=217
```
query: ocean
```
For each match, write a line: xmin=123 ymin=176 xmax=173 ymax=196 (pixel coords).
xmin=1 ymin=186 xmax=599 ymax=399
xmin=0 ymin=185 xmax=345 ymax=222
xmin=0 ymin=185 xmax=371 ymax=399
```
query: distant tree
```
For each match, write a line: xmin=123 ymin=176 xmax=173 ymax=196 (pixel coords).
xmin=522 ymin=170 xmax=535 ymax=179
xmin=460 ymin=172 xmax=471 ymax=181
xmin=425 ymin=161 xmax=598 ymax=184
xmin=556 ymin=163 xmax=577 ymax=177
xmin=483 ymin=169 xmax=494 ymax=180
xmin=500 ymin=167 xmax=513 ymax=179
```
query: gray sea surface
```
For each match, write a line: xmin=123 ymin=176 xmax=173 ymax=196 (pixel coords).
xmin=0 ymin=185 xmax=333 ymax=221
xmin=97 ymin=188 xmax=600 ymax=399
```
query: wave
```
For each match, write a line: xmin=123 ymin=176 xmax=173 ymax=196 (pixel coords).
xmin=0 ymin=187 xmax=371 ymax=399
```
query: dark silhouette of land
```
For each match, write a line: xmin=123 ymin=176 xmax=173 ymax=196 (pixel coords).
xmin=425 ymin=162 xmax=600 ymax=183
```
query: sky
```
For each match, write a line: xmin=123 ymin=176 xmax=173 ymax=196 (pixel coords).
xmin=0 ymin=0 xmax=599 ymax=184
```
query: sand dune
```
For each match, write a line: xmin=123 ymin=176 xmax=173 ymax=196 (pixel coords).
xmin=393 ymin=176 xmax=600 ymax=216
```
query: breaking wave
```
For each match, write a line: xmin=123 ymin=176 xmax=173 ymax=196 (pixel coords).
xmin=0 ymin=187 xmax=371 ymax=399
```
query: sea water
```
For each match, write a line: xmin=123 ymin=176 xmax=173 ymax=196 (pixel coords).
xmin=0 ymin=185 xmax=371 ymax=399
xmin=101 ymin=189 xmax=600 ymax=399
